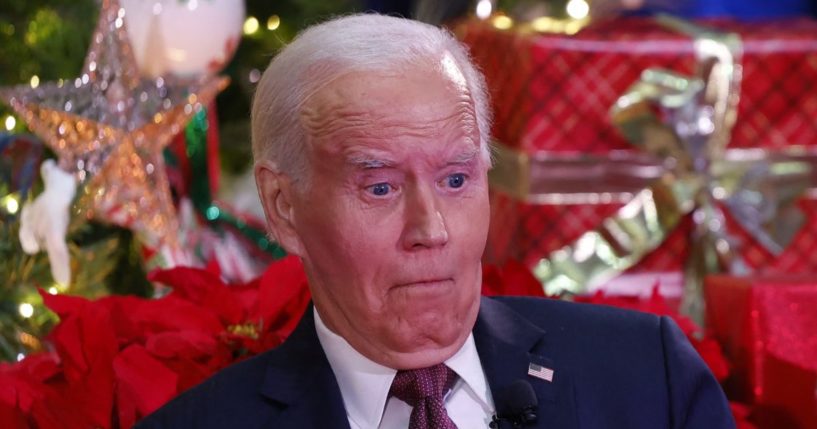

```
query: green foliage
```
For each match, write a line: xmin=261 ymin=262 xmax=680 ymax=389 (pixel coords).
xmin=0 ymin=0 xmax=97 ymax=84
xmin=0 ymin=0 xmax=363 ymax=145
xmin=0 ymin=213 xmax=60 ymax=361
xmin=1 ymin=168 xmax=152 ymax=361
xmin=0 ymin=0 xmax=97 ymax=132
xmin=0 ymin=0 xmax=369 ymax=362
xmin=0 ymin=211 xmax=153 ymax=361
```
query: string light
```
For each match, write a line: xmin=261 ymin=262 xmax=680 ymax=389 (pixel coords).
xmin=248 ymin=68 xmax=261 ymax=83
xmin=531 ymin=16 xmax=560 ymax=32
xmin=3 ymin=195 xmax=19 ymax=214
xmin=565 ymin=20 xmax=586 ymax=35
xmin=530 ymin=16 xmax=589 ymax=34
xmin=206 ymin=205 xmax=220 ymax=221
xmin=48 ymin=281 xmax=67 ymax=295
xmin=267 ymin=15 xmax=280 ymax=31
xmin=18 ymin=332 xmax=40 ymax=349
xmin=476 ymin=0 xmax=493 ymax=19
xmin=243 ymin=16 xmax=259 ymax=35
xmin=491 ymin=15 xmax=513 ymax=30
xmin=30 ymin=75 xmax=40 ymax=88
xmin=566 ymin=0 xmax=590 ymax=20
xmin=19 ymin=303 xmax=34 ymax=318
xmin=4 ymin=115 xmax=15 ymax=130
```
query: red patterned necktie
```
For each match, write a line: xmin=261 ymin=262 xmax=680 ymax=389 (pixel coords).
xmin=389 ymin=363 xmax=459 ymax=429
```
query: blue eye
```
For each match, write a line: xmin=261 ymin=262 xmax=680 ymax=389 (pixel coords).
xmin=447 ymin=173 xmax=466 ymax=189
xmin=368 ymin=183 xmax=391 ymax=196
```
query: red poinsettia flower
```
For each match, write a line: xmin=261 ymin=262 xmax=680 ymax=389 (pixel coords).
xmin=2 ymin=257 xmax=755 ymax=428
xmin=41 ymin=291 xmax=119 ymax=428
xmin=149 ymin=255 xmax=311 ymax=357
xmin=113 ymin=344 xmax=178 ymax=429
xmin=148 ymin=264 xmax=247 ymax=327
xmin=0 ymin=353 xmax=60 ymax=426
xmin=0 ymin=256 xmax=312 ymax=429
xmin=730 ymin=401 xmax=758 ymax=429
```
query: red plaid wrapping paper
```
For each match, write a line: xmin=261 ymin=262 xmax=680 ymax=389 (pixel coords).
xmin=458 ymin=17 xmax=817 ymax=276
xmin=458 ymin=18 xmax=817 ymax=153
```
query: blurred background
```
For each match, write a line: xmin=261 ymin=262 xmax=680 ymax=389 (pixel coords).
xmin=1 ymin=1 xmax=817 ymax=428
xmin=2 ymin=0 xmax=815 ymax=181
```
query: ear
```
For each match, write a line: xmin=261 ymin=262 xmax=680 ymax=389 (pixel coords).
xmin=254 ymin=160 xmax=306 ymax=257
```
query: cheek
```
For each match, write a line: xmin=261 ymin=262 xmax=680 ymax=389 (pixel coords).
xmin=448 ymin=187 xmax=490 ymax=250
xmin=298 ymin=195 xmax=399 ymax=279
xmin=335 ymin=205 xmax=403 ymax=256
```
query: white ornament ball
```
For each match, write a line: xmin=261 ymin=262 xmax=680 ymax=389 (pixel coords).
xmin=122 ymin=0 xmax=245 ymax=78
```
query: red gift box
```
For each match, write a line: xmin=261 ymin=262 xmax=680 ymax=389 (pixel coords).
xmin=456 ymin=17 xmax=817 ymax=282
xmin=705 ymin=275 xmax=817 ymax=429
xmin=457 ymin=17 xmax=817 ymax=154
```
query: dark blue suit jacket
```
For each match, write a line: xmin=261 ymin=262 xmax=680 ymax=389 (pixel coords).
xmin=136 ymin=296 xmax=736 ymax=428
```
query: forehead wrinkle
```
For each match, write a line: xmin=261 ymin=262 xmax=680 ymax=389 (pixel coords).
xmin=375 ymin=105 xmax=476 ymax=141
xmin=301 ymin=103 xmax=373 ymax=145
xmin=300 ymin=70 xmax=480 ymax=160
xmin=370 ymin=92 xmax=478 ymax=142
xmin=304 ymin=102 xmax=479 ymax=157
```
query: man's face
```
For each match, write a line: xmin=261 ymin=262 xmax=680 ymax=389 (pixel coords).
xmin=287 ymin=62 xmax=490 ymax=369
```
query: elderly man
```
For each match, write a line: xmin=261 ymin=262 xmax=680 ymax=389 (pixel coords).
xmin=137 ymin=14 xmax=735 ymax=429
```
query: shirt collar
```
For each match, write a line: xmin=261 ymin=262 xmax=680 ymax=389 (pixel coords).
xmin=313 ymin=307 xmax=493 ymax=428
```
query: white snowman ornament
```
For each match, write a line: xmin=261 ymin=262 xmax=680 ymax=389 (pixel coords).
xmin=18 ymin=160 xmax=78 ymax=286
xmin=121 ymin=0 xmax=246 ymax=77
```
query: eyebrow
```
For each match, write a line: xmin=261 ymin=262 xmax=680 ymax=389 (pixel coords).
xmin=347 ymin=153 xmax=396 ymax=169
xmin=447 ymin=148 xmax=480 ymax=166
xmin=345 ymin=146 xmax=481 ymax=169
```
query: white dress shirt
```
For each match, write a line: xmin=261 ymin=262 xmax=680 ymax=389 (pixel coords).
xmin=314 ymin=308 xmax=496 ymax=429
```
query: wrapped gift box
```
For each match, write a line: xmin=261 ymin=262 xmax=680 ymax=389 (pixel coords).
xmin=457 ymin=17 xmax=817 ymax=154
xmin=456 ymin=17 xmax=817 ymax=292
xmin=705 ymin=275 xmax=817 ymax=429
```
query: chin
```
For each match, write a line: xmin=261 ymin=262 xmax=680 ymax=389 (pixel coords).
xmin=393 ymin=305 xmax=467 ymax=339
xmin=387 ymin=335 xmax=468 ymax=370
xmin=383 ymin=304 xmax=478 ymax=367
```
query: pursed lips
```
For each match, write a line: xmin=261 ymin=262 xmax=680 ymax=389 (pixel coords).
xmin=393 ymin=278 xmax=454 ymax=289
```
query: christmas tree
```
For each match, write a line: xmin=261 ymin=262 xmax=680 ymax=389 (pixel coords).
xmin=0 ymin=0 xmax=359 ymax=362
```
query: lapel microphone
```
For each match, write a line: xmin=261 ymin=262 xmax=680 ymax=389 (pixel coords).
xmin=488 ymin=380 xmax=538 ymax=428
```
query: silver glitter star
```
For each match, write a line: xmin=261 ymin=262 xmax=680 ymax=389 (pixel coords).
xmin=0 ymin=0 xmax=228 ymax=249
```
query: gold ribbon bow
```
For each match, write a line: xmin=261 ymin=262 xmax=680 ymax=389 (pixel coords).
xmin=490 ymin=16 xmax=817 ymax=322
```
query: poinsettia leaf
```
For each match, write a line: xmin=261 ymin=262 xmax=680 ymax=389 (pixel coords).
xmin=113 ymin=345 xmax=178 ymax=420
xmin=149 ymin=266 xmax=247 ymax=325
xmin=254 ymin=256 xmax=310 ymax=337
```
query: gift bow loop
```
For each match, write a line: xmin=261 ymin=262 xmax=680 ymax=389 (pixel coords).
xmin=512 ymin=18 xmax=817 ymax=324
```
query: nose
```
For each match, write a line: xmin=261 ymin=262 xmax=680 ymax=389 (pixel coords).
xmin=401 ymin=183 xmax=449 ymax=250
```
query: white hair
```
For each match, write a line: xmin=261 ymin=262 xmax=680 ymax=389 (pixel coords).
xmin=251 ymin=13 xmax=492 ymax=185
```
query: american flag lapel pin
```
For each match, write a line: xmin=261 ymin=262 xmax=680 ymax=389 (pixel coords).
xmin=527 ymin=362 xmax=554 ymax=382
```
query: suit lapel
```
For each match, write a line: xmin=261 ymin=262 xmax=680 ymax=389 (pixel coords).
xmin=257 ymin=306 xmax=351 ymax=429
xmin=253 ymin=298 xmax=579 ymax=428
xmin=474 ymin=297 xmax=579 ymax=429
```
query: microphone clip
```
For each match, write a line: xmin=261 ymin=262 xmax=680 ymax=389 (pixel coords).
xmin=488 ymin=406 xmax=537 ymax=428
xmin=489 ymin=379 xmax=539 ymax=428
